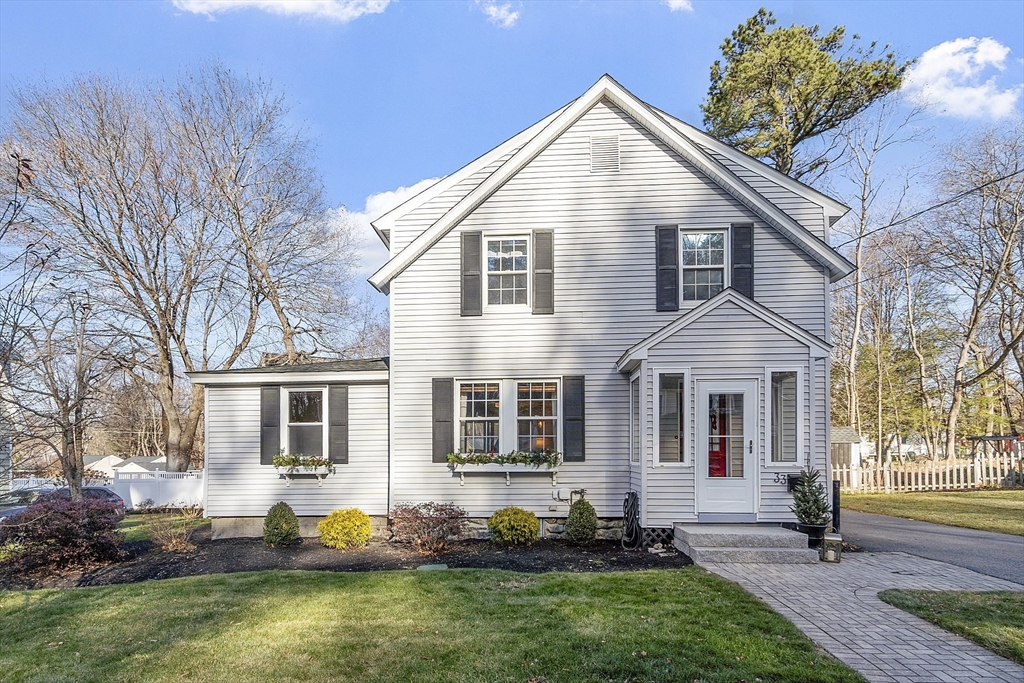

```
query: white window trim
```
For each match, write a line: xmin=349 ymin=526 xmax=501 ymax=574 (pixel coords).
xmin=629 ymin=371 xmax=641 ymax=466
xmin=279 ymin=386 xmax=328 ymax=456
xmin=454 ymin=378 xmax=562 ymax=454
xmin=482 ymin=233 xmax=532 ymax=312
xmin=652 ymin=367 xmax=691 ymax=466
xmin=764 ymin=366 xmax=804 ymax=468
xmin=455 ymin=378 xmax=502 ymax=454
xmin=679 ymin=228 xmax=730 ymax=306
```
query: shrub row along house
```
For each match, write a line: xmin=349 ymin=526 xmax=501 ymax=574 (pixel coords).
xmin=189 ymin=76 xmax=853 ymax=546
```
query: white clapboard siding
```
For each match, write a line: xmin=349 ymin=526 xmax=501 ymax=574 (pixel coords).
xmin=389 ymin=100 xmax=830 ymax=520
xmin=642 ymin=301 xmax=812 ymax=526
xmin=205 ymin=384 xmax=389 ymax=517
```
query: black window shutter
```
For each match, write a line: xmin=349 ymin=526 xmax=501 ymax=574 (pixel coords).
xmin=328 ymin=385 xmax=349 ymax=464
xmin=532 ymin=229 xmax=554 ymax=315
xmin=656 ymin=226 xmax=678 ymax=311
xmin=432 ymin=378 xmax=455 ymax=463
xmin=732 ymin=223 xmax=754 ymax=299
xmin=260 ymin=386 xmax=280 ymax=465
xmin=562 ymin=375 xmax=585 ymax=462
xmin=461 ymin=231 xmax=482 ymax=316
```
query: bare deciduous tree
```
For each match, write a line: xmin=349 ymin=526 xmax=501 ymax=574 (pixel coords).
xmin=2 ymin=65 xmax=361 ymax=471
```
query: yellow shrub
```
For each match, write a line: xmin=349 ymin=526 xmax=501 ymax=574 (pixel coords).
xmin=488 ymin=506 xmax=540 ymax=545
xmin=318 ymin=508 xmax=372 ymax=550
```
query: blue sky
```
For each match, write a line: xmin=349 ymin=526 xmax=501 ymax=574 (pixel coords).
xmin=2 ymin=0 xmax=1022 ymax=295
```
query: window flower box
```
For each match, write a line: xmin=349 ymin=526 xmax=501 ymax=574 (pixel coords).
xmin=272 ymin=453 xmax=335 ymax=487
xmin=448 ymin=452 xmax=561 ymax=486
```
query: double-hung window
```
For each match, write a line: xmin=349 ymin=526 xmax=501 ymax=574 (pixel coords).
xmin=285 ymin=389 xmax=325 ymax=456
xmin=517 ymin=382 xmax=558 ymax=452
xmin=680 ymin=231 xmax=726 ymax=301
xmin=657 ymin=372 xmax=687 ymax=464
xmin=486 ymin=238 xmax=529 ymax=305
xmin=457 ymin=379 xmax=559 ymax=453
xmin=458 ymin=382 xmax=500 ymax=453
xmin=769 ymin=370 xmax=799 ymax=464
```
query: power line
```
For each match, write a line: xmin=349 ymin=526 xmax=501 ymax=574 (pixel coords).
xmin=832 ymin=169 xmax=1024 ymax=250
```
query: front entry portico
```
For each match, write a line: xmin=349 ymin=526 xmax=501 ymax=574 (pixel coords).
xmin=695 ymin=379 xmax=757 ymax=519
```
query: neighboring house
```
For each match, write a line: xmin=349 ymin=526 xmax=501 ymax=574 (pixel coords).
xmin=189 ymin=75 xmax=853 ymax=540
xmin=83 ymin=454 xmax=124 ymax=478
xmin=113 ymin=456 xmax=167 ymax=474
xmin=830 ymin=426 xmax=866 ymax=469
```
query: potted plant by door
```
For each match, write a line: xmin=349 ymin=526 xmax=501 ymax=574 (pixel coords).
xmin=790 ymin=468 xmax=831 ymax=548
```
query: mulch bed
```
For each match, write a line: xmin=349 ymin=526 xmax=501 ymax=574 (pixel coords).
xmin=0 ymin=526 xmax=692 ymax=591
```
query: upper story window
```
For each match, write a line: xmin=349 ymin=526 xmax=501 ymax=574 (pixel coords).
xmin=680 ymin=231 xmax=726 ymax=301
xmin=286 ymin=389 xmax=324 ymax=456
xmin=487 ymin=238 xmax=529 ymax=305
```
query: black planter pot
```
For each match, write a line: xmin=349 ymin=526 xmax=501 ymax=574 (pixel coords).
xmin=796 ymin=523 xmax=828 ymax=548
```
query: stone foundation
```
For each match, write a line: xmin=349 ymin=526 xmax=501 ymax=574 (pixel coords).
xmin=456 ymin=517 xmax=623 ymax=541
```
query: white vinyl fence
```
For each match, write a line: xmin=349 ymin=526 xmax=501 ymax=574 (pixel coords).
xmin=112 ymin=471 xmax=204 ymax=510
xmin=834 ymin=453 xmax=1023 ymax=493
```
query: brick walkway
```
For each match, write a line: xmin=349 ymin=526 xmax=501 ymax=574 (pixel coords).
xmin=704 ymin=552 xmax=1024 ymax=683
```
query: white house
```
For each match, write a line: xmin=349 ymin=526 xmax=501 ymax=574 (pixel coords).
xmin=83 ymin=454 xmax=124 ymax=477
xmin=113 ymin=456 xmax=167 ymax=474
xmin=189 ymin=76 xmax=852 ymax=546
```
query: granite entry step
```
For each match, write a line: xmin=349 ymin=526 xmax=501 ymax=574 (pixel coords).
xmin=674 ymin=523 xmax=820 ymax=564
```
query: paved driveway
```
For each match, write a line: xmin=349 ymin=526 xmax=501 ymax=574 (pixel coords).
xmin=705 ymin=552 xmax=1024 ymax=683
xmin=841 ymin=509 xmax=1024 ymax=583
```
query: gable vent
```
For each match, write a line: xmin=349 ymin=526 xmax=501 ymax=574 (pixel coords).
xmin=590 ymin=134 xmax=620 ymax=173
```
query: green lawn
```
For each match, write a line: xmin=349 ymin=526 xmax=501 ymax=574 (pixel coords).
xmin=842 ymin=489 xmax=1024 ymax=536
xmin=0 ymin=568 xmax=864 ymax=683
xmin=118 ymin=513 xmax=211 ymax=542
xmin=879 ymin=590 xmax=1024 ymax=665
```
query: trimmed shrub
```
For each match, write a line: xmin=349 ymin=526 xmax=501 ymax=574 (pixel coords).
xmin=564 ymin=497 xmax=598 ymax=546
xmin=318 ymin=508 xmax=372 ymax=550
xmin=263 ymin=502 xmax=301 ymax=547
xmin=389 ymin=502 xmax=468 ymax=554
xmin=487 ymin=506 xmax=540 ymax=546
xmin=0 ymin=498 xmax=124 ymax=570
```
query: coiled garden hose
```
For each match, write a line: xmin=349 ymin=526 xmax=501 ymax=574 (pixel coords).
xmin=621 ymin=491 xmax=642 ymax=550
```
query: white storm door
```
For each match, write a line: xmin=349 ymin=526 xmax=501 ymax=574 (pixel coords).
xmin=696 ymin=379 xmax=757 ymax=514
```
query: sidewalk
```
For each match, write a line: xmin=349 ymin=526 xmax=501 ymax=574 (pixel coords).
xmin=704 ymin=552 xmax=1024 ymax=683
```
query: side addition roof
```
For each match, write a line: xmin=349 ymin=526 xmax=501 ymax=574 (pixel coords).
xmin=187 ymin=358 xmax=390 ymax=386
xmin=615 ymin=289 xmax=832 ymax=373
xmin=368 ymin=74 xmax=855 ymax=294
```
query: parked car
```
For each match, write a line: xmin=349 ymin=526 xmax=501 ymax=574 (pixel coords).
xmin=0 ymin=488 xmax=53 ymax=524
xmin=0 ymin=487 xmax=126 ymax=524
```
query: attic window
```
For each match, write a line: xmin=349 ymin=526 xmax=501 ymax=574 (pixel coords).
xmin=590 ymin=135 xmax=619 ymax=173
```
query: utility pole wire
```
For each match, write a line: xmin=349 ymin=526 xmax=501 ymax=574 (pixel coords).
xmin=832 ymin=168 xmax=1024 ymax=250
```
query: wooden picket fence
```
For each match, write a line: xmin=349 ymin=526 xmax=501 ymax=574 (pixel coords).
xmin=834 ymin=452 xmax=1023 ymax=493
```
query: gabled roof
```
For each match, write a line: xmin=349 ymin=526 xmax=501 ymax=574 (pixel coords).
xmin=831 ymin=426 xmax=865 ymax=444
xmin=370 ymin=103 xmax=573 ymax=249
xmin=615 ymin=289 xmax=832 ymax=373
xmin=369 ymin=74 xmax=855 ymax=294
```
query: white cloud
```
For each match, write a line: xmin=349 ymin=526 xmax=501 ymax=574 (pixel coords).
xmin=333 ymin=177 xmax=441 ymax=278
xmin=662 ymin=0 xmax=693 ymax=12
xmin=903 ymin=37 xmax=1023 ymax=119
xmin=477 ymin=0 xmax=519 ymax=29
xmin=172 ymin=0 xmax=391 ymax=23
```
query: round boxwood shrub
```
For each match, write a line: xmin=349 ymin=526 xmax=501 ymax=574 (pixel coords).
xmin=318 ymin=508 xmax=372 ymax=550
xmin=564 ymin=497 xmax=598 ymax=546
xmin=487 ymin=506 xmax=539 ymax=545
xmin=263 ymin=501 xmax=300 ymax=547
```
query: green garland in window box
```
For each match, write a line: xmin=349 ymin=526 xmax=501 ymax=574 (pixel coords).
xmin=272 ymin=452 xmax=336 ymax=475
xmin=447 ymin=451 xmax=561 ymax=469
